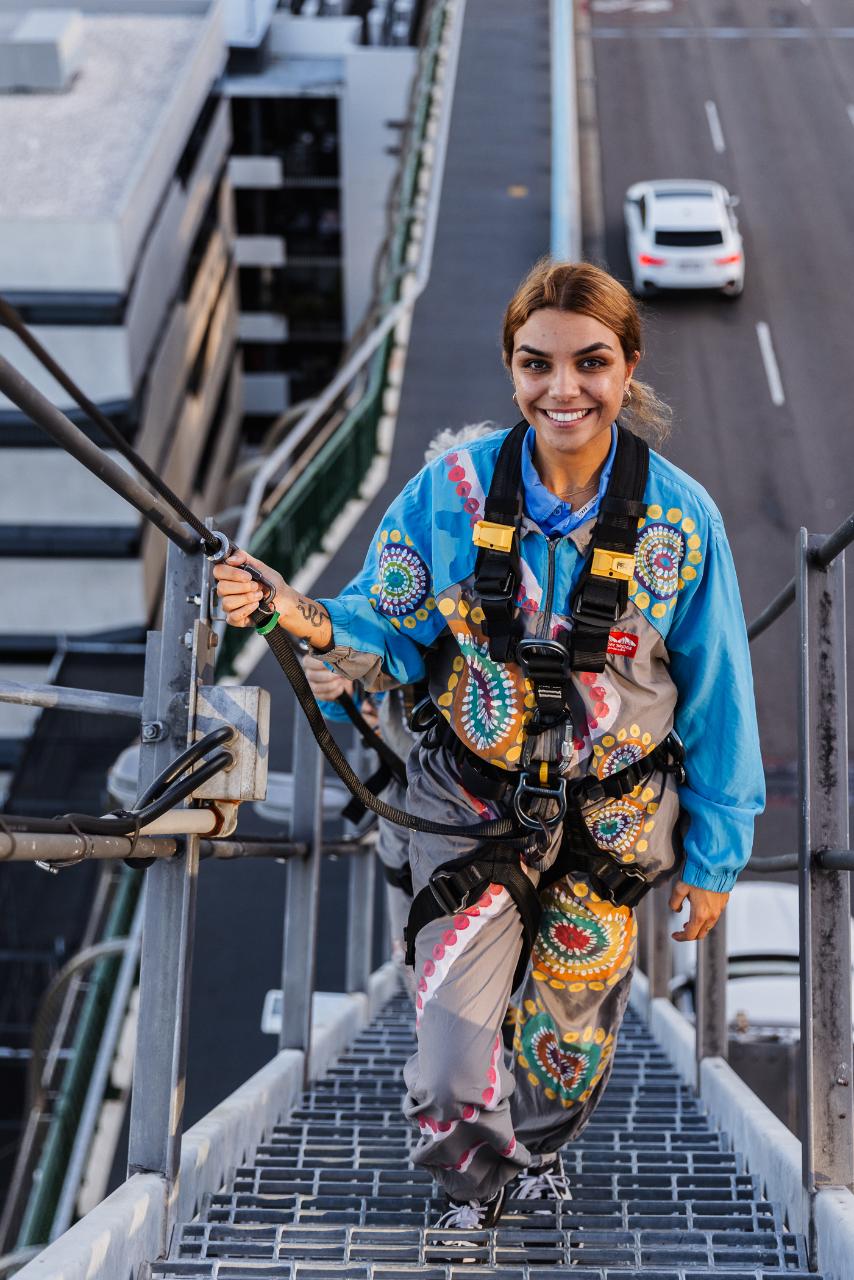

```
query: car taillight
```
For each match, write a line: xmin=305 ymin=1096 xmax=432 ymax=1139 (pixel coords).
xmin=715 ymin=253 xmax=742 ymax=265
xmin=638 ymin=253 xmax=667 ymax=266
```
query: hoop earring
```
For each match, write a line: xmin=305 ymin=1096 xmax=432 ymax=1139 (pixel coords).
xmin=512 ymin=391 xmax=518 ymax=405
xmin=622 ymin=384 xmax=632 ymax=406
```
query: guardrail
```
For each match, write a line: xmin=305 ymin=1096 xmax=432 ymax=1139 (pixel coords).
xmin=0 ymin=537 xmax=390 ymax=1278
xmin=638 ymin=515 xmax=854 ymax=1264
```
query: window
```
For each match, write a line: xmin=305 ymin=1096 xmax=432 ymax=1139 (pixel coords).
xmin=176 ymin=95 xmax=221 ymax=188
xmin=238 ymin=264 xmax=343 ymax=333
xmin=182 ymin=172 xmax=227 ymax=301
xmin=654 ymin=229 xmax=724 ymax=247
xmin=230 ymin=96 xmax=340 ymax=177
xmin=234 ymin=187 xmax=341 ymax=256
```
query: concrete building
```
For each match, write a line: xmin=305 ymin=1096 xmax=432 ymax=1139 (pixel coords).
xmin=0 ymin=1 xmax=240 ymax=789
xmin=223 ymin=3 xmax=418 ymax=425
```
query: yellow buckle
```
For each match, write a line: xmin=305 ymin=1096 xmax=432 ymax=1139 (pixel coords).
xmin=472 ymin=520 xmax=515 ymax=553
xmin=591 ymin=548 xmax=635 ymax=581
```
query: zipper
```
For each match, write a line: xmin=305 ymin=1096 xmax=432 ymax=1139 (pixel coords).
xmin=538 ymin=535 xmax=559 ymax=639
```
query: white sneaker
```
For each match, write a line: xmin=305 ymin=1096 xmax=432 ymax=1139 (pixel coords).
xmin=509 ymin=1152 xmax=572 ymax=1202
xmin=431 ymin=1184 xmax=506 ymax=1262
xmin=433 ymin=1183 xmax=507 ymax=1229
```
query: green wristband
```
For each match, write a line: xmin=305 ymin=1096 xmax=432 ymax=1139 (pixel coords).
xmin=255 ymin=611 xmax=280 ymax=636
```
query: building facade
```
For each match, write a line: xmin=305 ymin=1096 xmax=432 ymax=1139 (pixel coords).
xmin=223 ymin=4 xmax=417 ymax=428
xmin=0 ymin=0 xmax=241 ymax=789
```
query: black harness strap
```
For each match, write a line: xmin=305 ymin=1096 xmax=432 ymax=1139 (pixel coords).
xmin=571 ymin=428 xmax=649 ymax=672
xmin=382 ymin=860 xmax=414 ymax=897
xmin=403 ymin=729 xmax=686 ymax=972
xmin=473 ymin=422 xmax=528 ymax=661
xmin=474 ymin=422 xmax=649 ymax=674
xmin=405 ymin=847 xmax=541 ymax=994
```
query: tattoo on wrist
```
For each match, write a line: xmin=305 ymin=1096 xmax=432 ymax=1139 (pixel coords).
xmin=296 ymin=597 xmax=329 ymax=629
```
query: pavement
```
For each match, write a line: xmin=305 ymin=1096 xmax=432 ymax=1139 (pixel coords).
xmin=586 ymin=0 xmax=854 ymax=856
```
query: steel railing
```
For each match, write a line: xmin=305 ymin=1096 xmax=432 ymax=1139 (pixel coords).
xmin=638 ymin=514 xmax=854 ymax=1264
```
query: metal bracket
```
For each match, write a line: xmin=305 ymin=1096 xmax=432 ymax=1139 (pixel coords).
xmin=191 ymin=685 xmax=270 ymax=804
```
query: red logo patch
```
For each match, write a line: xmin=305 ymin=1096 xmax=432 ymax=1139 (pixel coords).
xmin=607 ymin=630 xmax=639 ymax=659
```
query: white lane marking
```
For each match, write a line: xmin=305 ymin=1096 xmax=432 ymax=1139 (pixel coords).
xmin=847 ymin=104 xmax=854 ymax=128
xmin=592 ymin=0 xmax=671 ymax=10
xmin=756 ymin=323 xmax=785 ymax=407
xmin=704 ymin=100 xmax=726 ymax=153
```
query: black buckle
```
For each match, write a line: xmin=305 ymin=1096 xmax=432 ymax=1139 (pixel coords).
xmin=588 ymin=855 xmax=650 ymax=909
xmin=566 ymin=776 xmax=606 ymax=808
xmin=571 ymin=589 xmax=620 ymax=630
xmin=478 ymin=565 xmax=515 ymax=606
xmin=429 ymin=862 xmax=489 ymax=914
xmin=409 ymin=695 xmax=439 ymax=733
xmin=515 ymin=637 xmax=572 ymax=681
xmin=513 ymin=769 xmax=567 ymax=831
xmin=664 ymin=730 xmax=687 ymax=784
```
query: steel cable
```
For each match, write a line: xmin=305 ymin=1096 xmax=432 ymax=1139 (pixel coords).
xmin=0 ymin=296 xmax=221 ymax=554
xmin=263 ymin=627 xmax=526 ymax=843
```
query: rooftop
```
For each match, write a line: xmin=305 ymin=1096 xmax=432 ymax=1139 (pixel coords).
xmin=0 ymin=13 xmax=203 ymax=220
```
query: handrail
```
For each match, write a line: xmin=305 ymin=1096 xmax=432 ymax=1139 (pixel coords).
xmin=643 ymin=513 xmax=853 ymax=1265
xmin=746 ymin=505 xmax=854 ymax=641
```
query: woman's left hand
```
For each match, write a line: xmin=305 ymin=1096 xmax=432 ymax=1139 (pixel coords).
xmin=668 ymin=880 xmax=729 ymax=942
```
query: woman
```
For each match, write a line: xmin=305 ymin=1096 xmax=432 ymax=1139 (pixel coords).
xmin=214 ymin=260 xmax=764 ymax=1231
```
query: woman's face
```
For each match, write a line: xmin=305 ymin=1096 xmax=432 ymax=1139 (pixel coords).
xmin=510 ymin=308 xmax=638 ymax=461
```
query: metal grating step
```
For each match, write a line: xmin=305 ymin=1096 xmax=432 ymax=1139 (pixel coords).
xmin=148 ymin=993 xmax=821 ymax=1280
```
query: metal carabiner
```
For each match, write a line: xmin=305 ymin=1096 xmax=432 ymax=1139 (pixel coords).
xmin=512 ymin=770 xmax=567 ymax=831
xmin=208 ymin=529 xmax=277 ymax=624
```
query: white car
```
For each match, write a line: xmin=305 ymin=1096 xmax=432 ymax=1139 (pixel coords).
xmin=623 ymin=179 xmax=744 ymax=299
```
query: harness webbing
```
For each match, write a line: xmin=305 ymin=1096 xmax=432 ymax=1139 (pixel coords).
xmin=472 ymin=422 xmax=528 ymax=661
xmin=405 ymin=848 xmax=541 ymax=994
xmin=571 ymin=427 xmax=649 ymax=672
xmin=474 ymin=422 xmax=649 ymax=673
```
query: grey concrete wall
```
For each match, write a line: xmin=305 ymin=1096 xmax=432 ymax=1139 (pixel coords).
xmin=341 ymin=46 xmax=417 ymax=337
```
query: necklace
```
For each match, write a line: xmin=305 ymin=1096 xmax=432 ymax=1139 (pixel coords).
xmin=554 ymin=479 xmax=598 ymax=501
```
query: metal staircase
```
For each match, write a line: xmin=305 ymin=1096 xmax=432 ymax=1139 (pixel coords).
xmin=150 ymin=991 xmax=817 ymax=1278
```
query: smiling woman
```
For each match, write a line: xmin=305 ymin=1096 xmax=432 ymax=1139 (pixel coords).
xmin=214 ymin=257 xmax=764 ymax=1235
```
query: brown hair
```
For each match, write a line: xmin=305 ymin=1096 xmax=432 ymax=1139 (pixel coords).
xmin=502 ymin=258 xmax=671 ymax=447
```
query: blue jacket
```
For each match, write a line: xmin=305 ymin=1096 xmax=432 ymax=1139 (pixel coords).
xmin=318 ymin=426 xmax=765 ymax=893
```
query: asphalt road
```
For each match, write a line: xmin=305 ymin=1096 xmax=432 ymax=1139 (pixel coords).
xmin=586 ymin=0 xmax=854 ymax=854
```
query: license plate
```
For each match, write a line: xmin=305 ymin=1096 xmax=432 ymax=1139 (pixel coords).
xmin=679 ymin=261 xmax=703 ymax=270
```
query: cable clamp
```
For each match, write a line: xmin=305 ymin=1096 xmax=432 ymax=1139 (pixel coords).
xmin=207 ymin=529 xmax=232 ymax=563
xmin=36 ymin=819 xmax=94 ymax=874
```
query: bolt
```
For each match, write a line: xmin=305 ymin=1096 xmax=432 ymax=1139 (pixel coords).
xmin=142 ymin=721 xmax=164 ymax=742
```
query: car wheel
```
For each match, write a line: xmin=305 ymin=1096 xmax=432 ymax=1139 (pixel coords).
xmin=632 ymin=280 xmax=653 ymax=299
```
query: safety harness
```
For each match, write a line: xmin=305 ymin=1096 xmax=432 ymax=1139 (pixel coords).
xmin=404 ymin=421 xmax=687 ymax=987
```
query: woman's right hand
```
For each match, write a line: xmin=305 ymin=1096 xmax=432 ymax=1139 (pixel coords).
xmin=303 ymin=652 xmax=353 ymax=702
xmin=213 ymin=549 xmax=291 ymax=628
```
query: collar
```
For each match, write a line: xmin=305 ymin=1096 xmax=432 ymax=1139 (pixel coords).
xmin=521 ymin=422 xmax=618 ymax=536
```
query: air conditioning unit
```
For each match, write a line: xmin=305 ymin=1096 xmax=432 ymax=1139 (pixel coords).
xmin=0 ymin=8 xmax=84 ymax=93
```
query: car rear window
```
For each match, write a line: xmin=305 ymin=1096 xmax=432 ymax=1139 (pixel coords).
xmin=654 ymin=229 xmax=724 ymax=247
